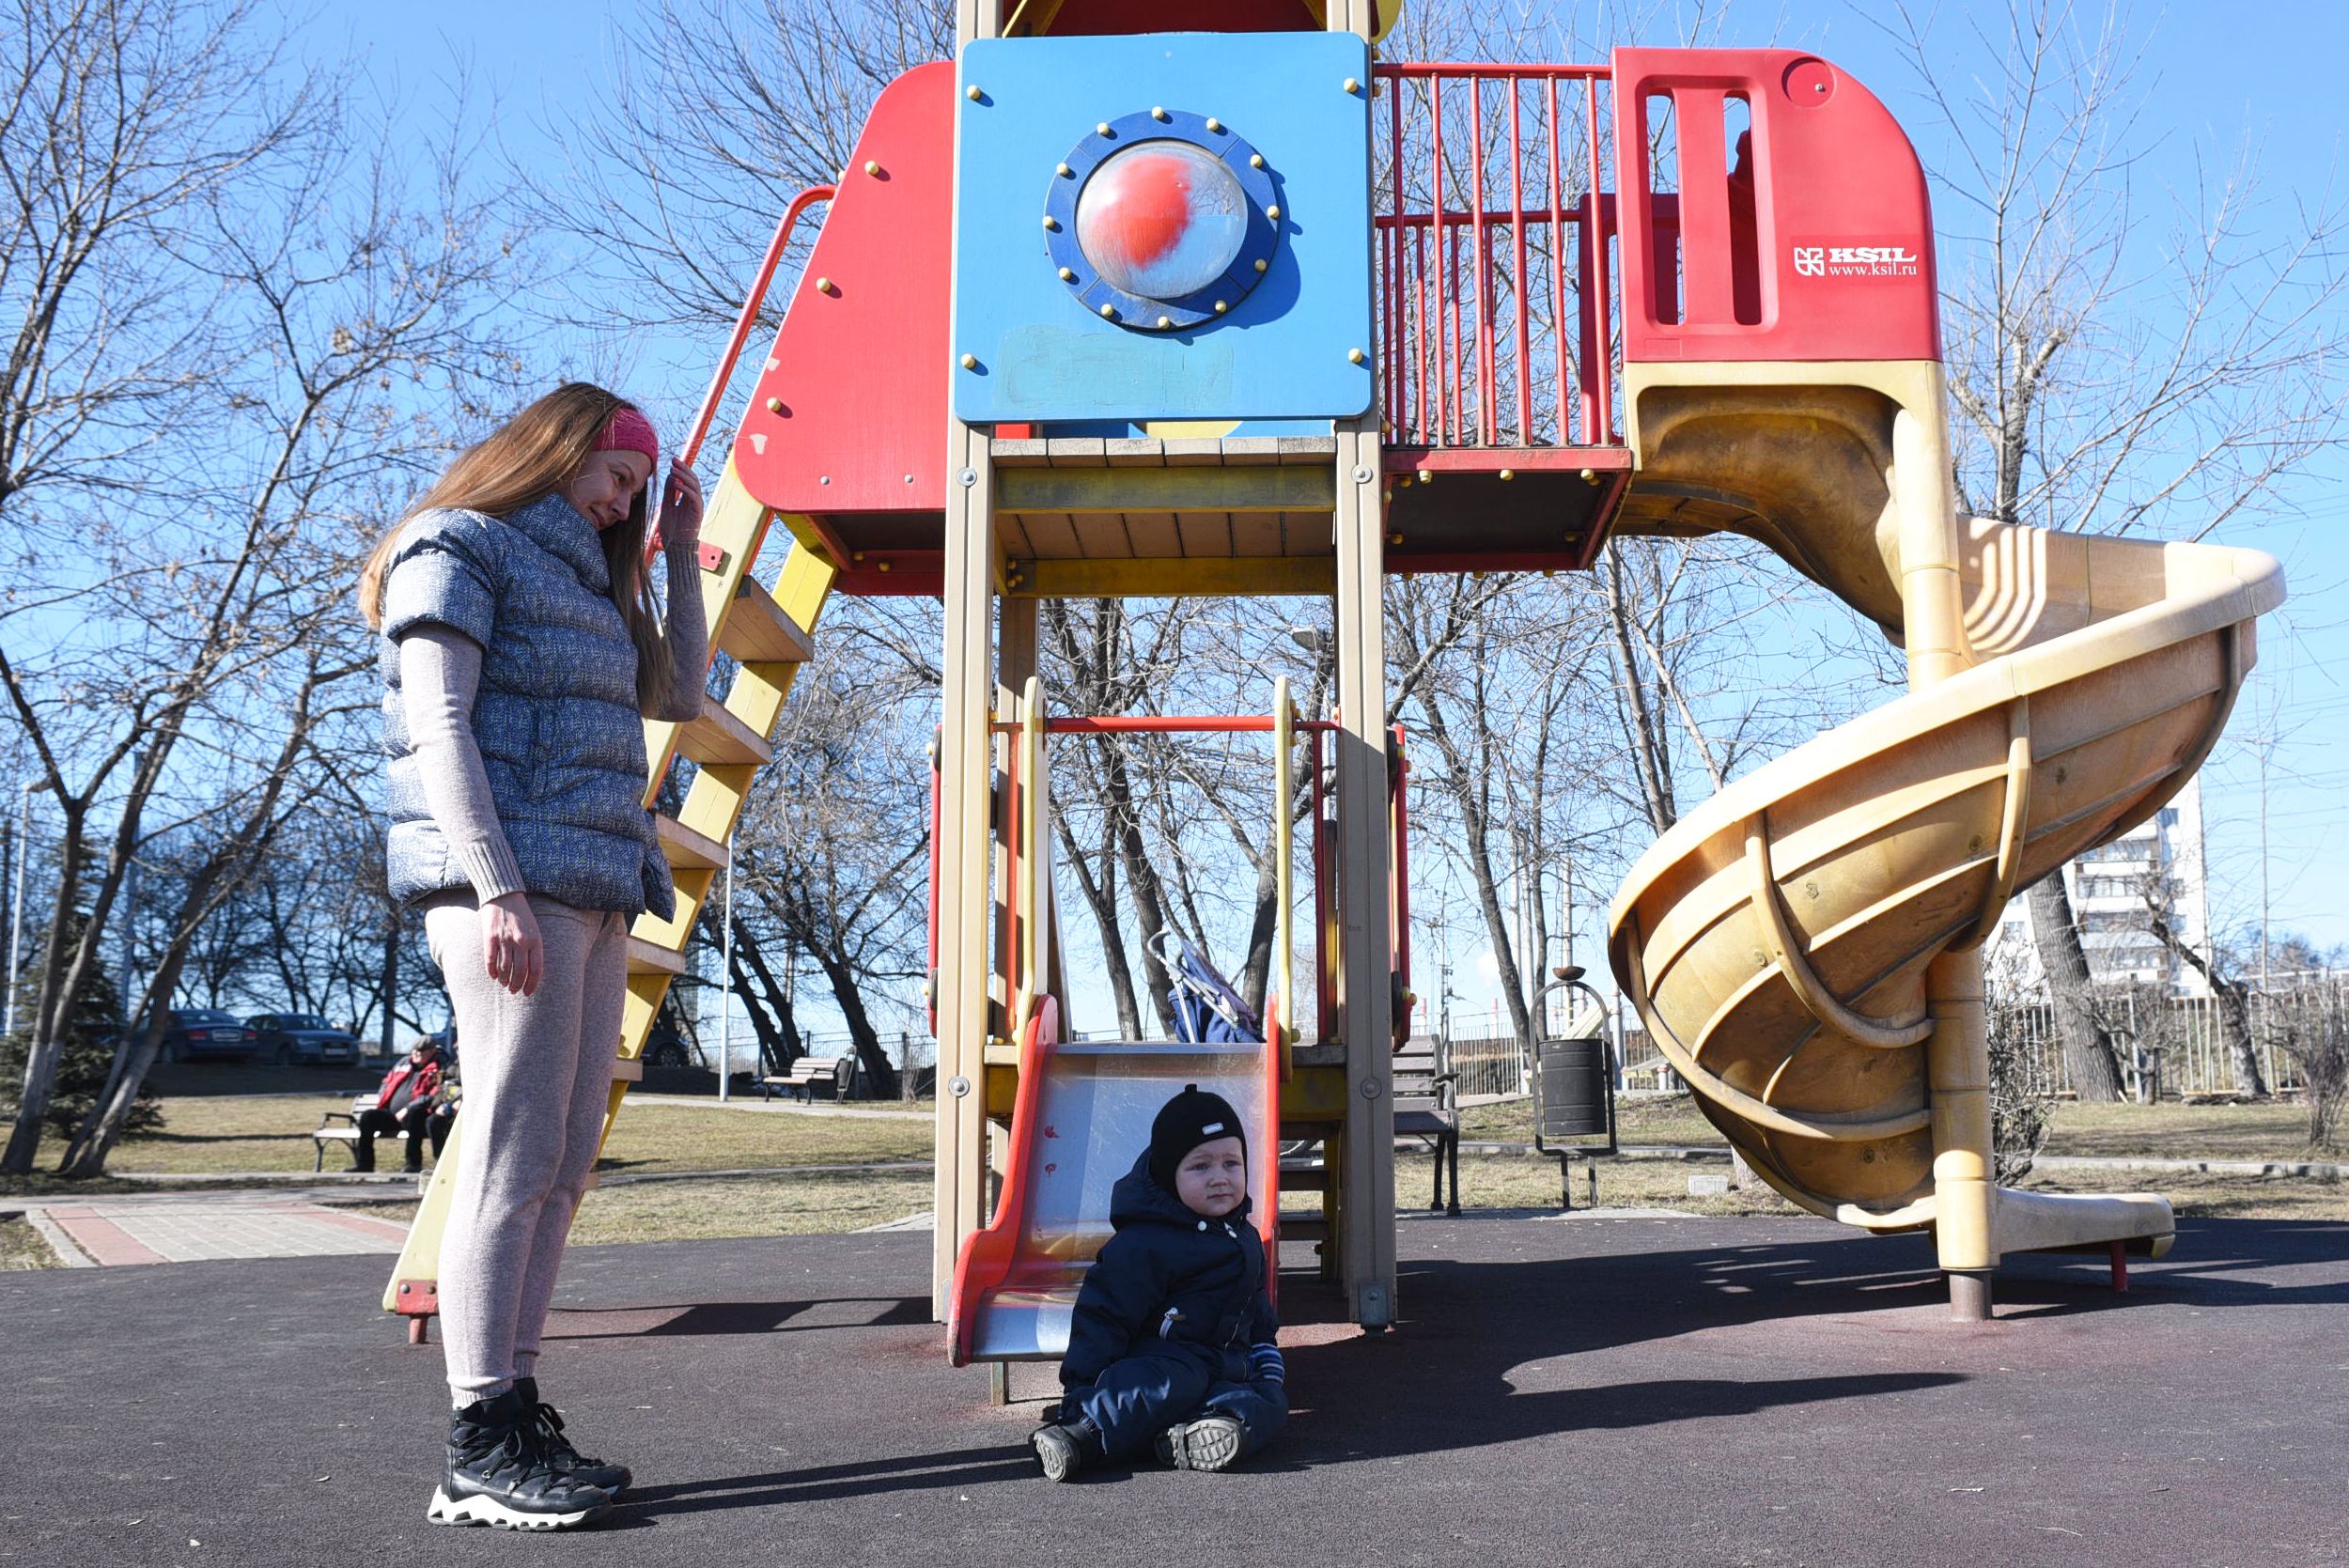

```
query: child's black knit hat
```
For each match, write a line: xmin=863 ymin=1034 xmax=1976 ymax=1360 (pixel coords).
xmin=1148 ymin=1083 xmax=1247 ymax=1191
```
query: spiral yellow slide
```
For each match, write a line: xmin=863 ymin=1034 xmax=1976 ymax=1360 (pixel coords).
xmin=1606 ymin=361 xmax=2285 ymax=1312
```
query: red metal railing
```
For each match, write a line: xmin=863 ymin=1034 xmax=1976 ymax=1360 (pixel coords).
xmin=1375 ymin=64 xmax=1623 ymax=452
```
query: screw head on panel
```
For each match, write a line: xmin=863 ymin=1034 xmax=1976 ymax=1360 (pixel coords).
xmin=1344 ymin=77 xmax=1361 ymax=94
xmin=815 ymin=276 xmax=834 ymax=294
xmin=958 ymin=467 xmax=979 ymax=487
xmin=1042 ymin=214 xmax=1059 ymax=230
xmin=1205 ymin=116 xmax=1222 ymax=133
xmin=877 ymin=561 xmax=893 ymax=573
xmin=764 ymin=396 xmax=783 ymax=413
xmin=1057 ymin=162 xmax=1073 ymax=178
xmin=1157 ymin=315 xmax=1173 ymax=329
xmin=1499 ymin=468 xmax=1515 ymax=480
xmin=1250 ymin=153 xmax=1265 ymax=169
xmin=966 ymin=84 xmax=983 ymax=101
xmin=1389 ymin=531 xmax=1402 ymax=544
xmin=1213 ymin=300 xmax=1228 ymax=314
xmin=1347 ymin=347 xmax=1365 ymax=364
xmin=1100 ymin=303 xmax=1117 ymax=318
xmin=863 ymin=160 xmax=880 ymax=175
xmin=1351 ymin=465 xmax=1373 ymax=484
xmin=1266 ymin=204 xmax=1281 ymax=221
xmin=1151 ymin=105 xmax=1169 ymax=121
xmin=1059 ymin=266 xmax=1077 ymax=282
xmin=1253 ymin=258 xmax=1268 ymax=272
xmin=1579 ymin=467 xmax=1597 ymax=484
xmin=959 ymin=352 xmax=978 ymax=369
xmin=1097 ymin=122 xmax=1113 ymax=136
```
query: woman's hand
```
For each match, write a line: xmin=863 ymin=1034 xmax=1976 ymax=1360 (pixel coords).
xmin=481 ymin=893 xmax=543 ymax=998
xmin=661 ymin=462 xmax=706 ymax=544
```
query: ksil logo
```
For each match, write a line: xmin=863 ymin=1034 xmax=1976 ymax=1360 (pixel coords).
xmin=1791 ymin=241 xmax=1922 ymax=281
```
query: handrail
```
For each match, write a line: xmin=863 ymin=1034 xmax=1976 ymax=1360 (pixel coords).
xmin=990 ymin=715 xmax=1341 ymax=736
xmin=1273 ymin=677 xmax=1294 ymax=1079
xmin=1375 ymin=62 xmax=1619 ymax=450
xmin=678 ymin=184 xmax=837 ymax=473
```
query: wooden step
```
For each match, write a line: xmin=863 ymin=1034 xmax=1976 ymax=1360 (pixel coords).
xmin=719 ymin=576 xmax=814 ymax=665
xmin=678 ymin=693 xmax=774 ymax=768
xmin=626 ymin=938 xmax=686 ymax=977
xmin=654 ymin=812 xmax=728 ymax=871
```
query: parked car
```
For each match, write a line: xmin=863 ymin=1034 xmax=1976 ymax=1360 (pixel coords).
xmin=641 ymin=1029 xmax=699 ymax=1068
xmin=246 ymin=1013 xmax=361 ymax=1067
xmin=156 ymin=1008 xmax=258 ymax=1063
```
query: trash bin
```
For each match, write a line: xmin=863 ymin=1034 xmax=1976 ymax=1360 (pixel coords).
xmin=1537 ymin=1037 xmax=1610 ymax=1139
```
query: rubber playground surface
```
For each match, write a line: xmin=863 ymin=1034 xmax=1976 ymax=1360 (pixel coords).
xmin=2 ymin=1213 xmax=2341 ymax=1568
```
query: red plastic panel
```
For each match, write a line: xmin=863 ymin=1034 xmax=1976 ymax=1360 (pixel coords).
xmin=1610 ymin=48 xmax=1940 ymax=365
xmin=733 ymin=63 xmax=954 ymax=515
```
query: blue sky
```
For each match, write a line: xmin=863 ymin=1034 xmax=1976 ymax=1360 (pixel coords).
xmin=334 ymin=1 xmax=2348 ymax=1033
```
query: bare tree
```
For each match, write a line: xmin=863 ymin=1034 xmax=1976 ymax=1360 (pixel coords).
xmin=0 ymin=0 xmax=518 ymax=1172
xmin=1877 ymin=0 xmax=2349 ymax=1099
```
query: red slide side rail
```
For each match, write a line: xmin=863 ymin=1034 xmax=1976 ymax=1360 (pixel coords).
xmin=1610 ymin=48 xmax=1939 ymax=365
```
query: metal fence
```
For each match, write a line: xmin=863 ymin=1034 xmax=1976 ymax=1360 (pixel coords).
xmin=1591 ymin=975 xmax=2349 ymax=1101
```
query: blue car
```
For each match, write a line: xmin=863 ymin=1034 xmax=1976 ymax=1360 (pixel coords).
xmin=158 ymin=1008 xmax=257 ymax=1063
xmin=247 ymin=1013 xmax=361 ymax=1067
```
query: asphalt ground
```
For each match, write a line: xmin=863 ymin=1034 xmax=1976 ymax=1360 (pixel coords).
xmin=2 ymin=1213 xmax=2342 ymax=1568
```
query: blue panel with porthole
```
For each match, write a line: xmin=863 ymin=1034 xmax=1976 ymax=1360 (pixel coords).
xmin=951 ymin=32 xmax=1373 ymax=424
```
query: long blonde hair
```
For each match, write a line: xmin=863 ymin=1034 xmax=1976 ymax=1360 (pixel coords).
xmin=359 ymin=382 xmax=672 ymax=712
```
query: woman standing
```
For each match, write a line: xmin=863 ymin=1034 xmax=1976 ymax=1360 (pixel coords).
xmin=359 ymin=383 xmax=708 ymax=1530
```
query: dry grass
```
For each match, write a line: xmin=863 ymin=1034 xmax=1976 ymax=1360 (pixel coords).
xmin=0 ymin=1217 xmax=58 ymax=1269
xmin=338 ymin=1168 xmax=935 ymax=1247
xmin=79 ymin=1095 xmax=931 ymax=1180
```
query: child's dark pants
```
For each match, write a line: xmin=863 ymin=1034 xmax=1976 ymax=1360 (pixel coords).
xmin=1068 ymin=1346 xmax=1287 ymax=1465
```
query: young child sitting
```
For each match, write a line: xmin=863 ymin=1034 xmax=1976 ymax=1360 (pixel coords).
xmin=1031 ymin=1084 xmax=1287 ymax=1480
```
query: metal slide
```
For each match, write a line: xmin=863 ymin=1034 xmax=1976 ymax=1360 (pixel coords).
xmin=1609 ymin=405 xmax=2284 ymax=1255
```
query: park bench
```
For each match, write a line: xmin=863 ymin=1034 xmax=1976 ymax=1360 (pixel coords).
xmin=312 ymin=1096 xmax=452 ymax=1172
xmin=1391 ymin=1035 xmax=1462 ymax=1216
xmin=759 ymin=1055 xmax=855 ymax=1102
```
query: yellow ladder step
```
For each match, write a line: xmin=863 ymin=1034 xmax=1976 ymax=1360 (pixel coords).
xmin=626 ymin=937 xmax=687 ymax=976
xmin=654 ymin=812 xmax=728 ymax=871
xmin=720 ymin=576 xmax=815 ymax=665
xmin=679 ymin=693 xmax=775 ymax=768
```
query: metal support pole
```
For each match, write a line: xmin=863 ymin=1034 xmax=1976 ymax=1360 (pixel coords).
xmin=718 ymin=853 xmax=734 ymax=1102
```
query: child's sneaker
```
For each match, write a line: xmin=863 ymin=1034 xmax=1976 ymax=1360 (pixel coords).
xmin=1154 ymin=1415 xmax=1245 ymax=1472
xmin=1030 ymin=1420 xmax=1100 ymax=1483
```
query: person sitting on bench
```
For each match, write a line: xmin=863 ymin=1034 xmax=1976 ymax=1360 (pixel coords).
xmin=358 ymin=1038 xmax=452 ymax=1173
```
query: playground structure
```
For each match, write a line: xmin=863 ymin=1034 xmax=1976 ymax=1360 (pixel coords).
xmin=381 ymin=0 xmax=2282 ymax=1345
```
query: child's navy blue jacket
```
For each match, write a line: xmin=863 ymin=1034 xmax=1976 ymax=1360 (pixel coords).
xmin=1060 ymin=1152 xmax=1279 ymax=1389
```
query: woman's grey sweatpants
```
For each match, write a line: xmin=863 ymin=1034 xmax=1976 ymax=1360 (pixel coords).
xmin=425 ymin=893 xmax=627 ymax=1406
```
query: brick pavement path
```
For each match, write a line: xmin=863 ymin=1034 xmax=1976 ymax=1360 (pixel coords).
xmin=26 ymin=1190 xmax=412 ymax=1266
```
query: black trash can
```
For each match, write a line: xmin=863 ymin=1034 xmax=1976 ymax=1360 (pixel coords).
xmin=1537 ymin=1037 xmax=1610 ymax=1140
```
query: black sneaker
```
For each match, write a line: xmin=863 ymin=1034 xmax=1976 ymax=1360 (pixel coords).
xmin=1030 ymin=1419 xmax=1100 ymax=1483
xmin=514 ymin=1376 xmax=632 ymax=1495
xmin=428 ymin=1389 xmax=613 ymax=1530
xmin=1154 ymin=1415 xmax=1245 ymax=1472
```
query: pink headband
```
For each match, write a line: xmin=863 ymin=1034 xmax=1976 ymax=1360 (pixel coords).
xmin=594 ymin=407 xmax=660 ymax=468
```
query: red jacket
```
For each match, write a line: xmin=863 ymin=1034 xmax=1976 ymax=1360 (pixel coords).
xmin=376 ymin=1057 xmax=443 ymax=1112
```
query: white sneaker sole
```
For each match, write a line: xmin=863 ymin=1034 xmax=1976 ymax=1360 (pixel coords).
xmin=1156 ymin=1419 xmax=1244 ymax=1472
xmin=428 ymin=1486 xmax=610 ymax=1530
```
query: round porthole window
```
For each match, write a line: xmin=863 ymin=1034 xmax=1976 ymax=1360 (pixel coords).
xmin=1076 ymin=142 xmax=1248 ymax=300
xmin=1043 ymin=108 xmax=1282 ymax=332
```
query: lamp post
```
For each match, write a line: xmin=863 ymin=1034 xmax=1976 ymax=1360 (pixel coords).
xmin=6 ymin=780 xmax=54 ymax=1037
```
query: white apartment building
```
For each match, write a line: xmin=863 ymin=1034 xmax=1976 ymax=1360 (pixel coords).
xmin=1985 ymin=776 xmax=2214 ymax=999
